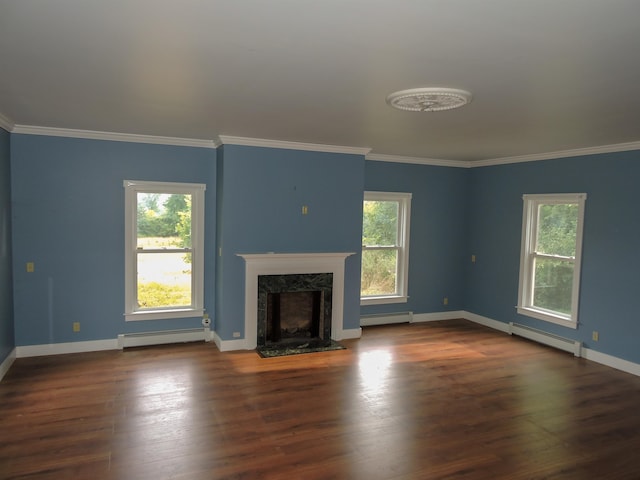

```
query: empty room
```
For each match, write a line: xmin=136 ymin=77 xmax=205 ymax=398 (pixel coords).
xmin=1 ymin=2 xmax=640 ymax=479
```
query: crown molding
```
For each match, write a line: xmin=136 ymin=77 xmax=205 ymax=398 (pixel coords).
xmin=218 ymin=135 xmax=371 ymax=156
xmin=471 ymin=141 xmax=640 ymax=168
xmin=11 ymin=125 xmax=219 ymax=149
xmin=5 ymin=122 xmax=639 ymax=165
xmin=366 ymin=152 xmax=471 ymax=168
xmin=0 ymin=111 xmax=15 ymax=133
xmin=369 ymin=140 xmax=640 ymax=169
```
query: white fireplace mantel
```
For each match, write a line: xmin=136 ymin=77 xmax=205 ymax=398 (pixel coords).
xmin=237 ymin=252 xmax=355 ymax=350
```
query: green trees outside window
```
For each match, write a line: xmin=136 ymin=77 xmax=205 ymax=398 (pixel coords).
xmin=361 ymin=192 xmax=411 ymax=303
xmin=136 ymin=193 xmax=192 ymax=309
xmin=532 ymin=203 xmax=578 ymax=315
xmin=518 ymin=193 xmax=586 ymax=326
xmin=361 ymin=200 xmax=399 ymax=296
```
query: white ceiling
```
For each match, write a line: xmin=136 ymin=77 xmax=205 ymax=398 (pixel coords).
xmin=2 ymin=0 xmax=640 ymax=163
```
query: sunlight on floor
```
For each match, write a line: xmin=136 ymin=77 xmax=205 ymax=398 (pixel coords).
xmin=358 ymin=349 xmax=392 ymax=393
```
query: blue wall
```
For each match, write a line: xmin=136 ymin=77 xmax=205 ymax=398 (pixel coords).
xmin=466 ymin=152 xmax=640 ymax=364
xmin=363 ymin=161 xmax=470 ymax=316
xmin=10 ymin=135 xmax=216 ymax=346
xmin=6 ymin=131 xmax=640 ymax=368
xmin=0 ymin=127 xmax=14 ymax=363
xmin=215 ymin=145 xmax=365 ymax=340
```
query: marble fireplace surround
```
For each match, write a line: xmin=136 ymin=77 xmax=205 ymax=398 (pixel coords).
xmin=238 ymin=252 xmax=355 ymax=350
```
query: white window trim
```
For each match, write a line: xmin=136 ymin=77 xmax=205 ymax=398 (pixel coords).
xmin=517 ymin=193 xmax=586 ymax=329
xmin=124 ymin=180 xmax=206 ymax=321
xmin=361 ymin=191 xmax=412 ymax=306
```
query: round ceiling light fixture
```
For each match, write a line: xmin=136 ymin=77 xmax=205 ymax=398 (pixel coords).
xmin=386 ymin=87 xmax=472 ymax=112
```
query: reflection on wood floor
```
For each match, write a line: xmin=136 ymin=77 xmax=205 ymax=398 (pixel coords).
xmin=2 ymin=319 xmax=640 ymax=479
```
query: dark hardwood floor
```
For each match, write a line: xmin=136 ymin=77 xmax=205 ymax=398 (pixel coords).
xmin=2 ymin=319 xmax=640 ymax=479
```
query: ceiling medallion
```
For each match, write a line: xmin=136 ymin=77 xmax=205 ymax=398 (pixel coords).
xmin=386 ymin=87 xmax=472 ymax=112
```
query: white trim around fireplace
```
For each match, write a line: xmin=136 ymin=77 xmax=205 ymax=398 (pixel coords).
xmin=237 ymin=252 xmax=355 ymax=350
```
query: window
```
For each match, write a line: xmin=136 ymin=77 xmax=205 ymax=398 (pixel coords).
xmin=124 ymin=180 xmax=206 ymax=321
xmin=361 ymin=191 xmax=411 ymax=305
xmin=517 ymin=193 xmax=586 ymax=328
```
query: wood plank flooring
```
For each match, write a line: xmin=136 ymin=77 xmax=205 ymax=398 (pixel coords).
xmin=2 ymin=319 xmax=640 ymax=479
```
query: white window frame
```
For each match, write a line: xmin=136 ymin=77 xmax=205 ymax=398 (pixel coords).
xmin=517 ymin=193 xmax=586 ymax=328
xmin=124 ymin=180 xmax=206 ymax=321
xmin=361 ymin=191 xmax=412 ymax=306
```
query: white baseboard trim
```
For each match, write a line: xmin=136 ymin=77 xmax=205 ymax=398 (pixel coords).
xmin=16 ymin=339 xmax=118 ymax=358
xmin=212 ymin=331 xmax=248 ymax=352
xmin=360 ymin=310 xmax=508 ymax=332
xmin=360 ymin=310 xmax=466 ymax=326
xmin=117 ymin=328 xmax=208 ymax=349
xmin=582 ymin=347 xmax=640 ymax=377
xmin=14 ymin=328 xmax=212 ymax=359
xmin=336 ymin=327 xmax=362 ymax=340
xmin=11 ymin=312 xmax=638 ymax=377
xmin=462 ymin=311 xmax=511 ymax=333
xmin=412 ymin=310 xmax=467 ymax=323
xmin=461 ymin=310 xmax=640 ymax=377
xmin=361 ymin=312 xmax=413 ymax=326
xmin=0 ymin=348 xmax=16 ymax=381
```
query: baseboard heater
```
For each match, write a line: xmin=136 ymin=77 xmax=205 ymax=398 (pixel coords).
xmin=361 ymin=311 xmax=413 ymax=327
xmin=118 ymin=328 xmax=209 ymax=349
xmin=509 ymin=322 xmax=582 ymax=357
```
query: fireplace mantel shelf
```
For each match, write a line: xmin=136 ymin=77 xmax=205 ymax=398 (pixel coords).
xmin=237 ymin=252 xmax=355 ymax=260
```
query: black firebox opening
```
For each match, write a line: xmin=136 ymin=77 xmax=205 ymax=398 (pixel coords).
xmin=257 ymin=273 xmax=333 ymax=350
xmin=266 ymin=290 xmax=323 ymax=345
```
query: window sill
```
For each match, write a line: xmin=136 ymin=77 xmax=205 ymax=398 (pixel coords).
xmin=516 ymin=306 xmax=577 ymax=329
xmin=125 ymin=308 xmax=204 ymax=322
xmin=361 ymin=295 xmax=408 ymax=306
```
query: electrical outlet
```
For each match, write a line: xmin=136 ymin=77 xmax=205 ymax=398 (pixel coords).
xmin=26 ymin=262 xmax=35 ymax=272
xmin=471 ymin=255 xmax=476 ymax=263
xmin=592 ymin=331 xmax=599 ymax=342
xmin=233 ymin=332 xmax=241 ymax=338
xmin=73 ymin=322 xmax=80 ymax=333
xmin=443 ymin=297 xmax=449 ymax=306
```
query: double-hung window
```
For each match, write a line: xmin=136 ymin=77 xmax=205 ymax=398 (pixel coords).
xmin=124 ymin=180 xmax=206 ymax=321
xmin=517 ymin=193 xmax=586 ymax=328
xmin=361 ymin=191 xmax=411 ymax=305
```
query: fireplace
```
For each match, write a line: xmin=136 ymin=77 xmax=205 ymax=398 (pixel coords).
xmin=257 ymin=273 xmax=333 ymax=348
xmin=237 ymin=252 xmax=354 ymax=350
